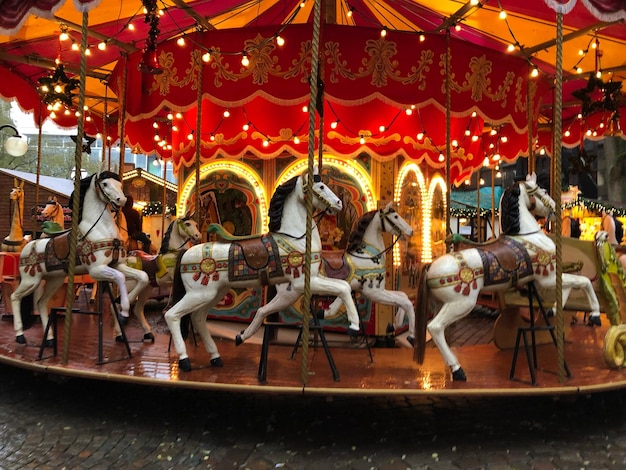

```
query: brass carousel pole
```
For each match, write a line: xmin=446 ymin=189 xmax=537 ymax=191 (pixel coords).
xmin=195 ymin=54 xmax=203 ymax=230
xmin=445 ymin=29 xmax=452 ymax=251
xmin=527 ymin=75 xmax=535 ymax=175
xmin=33 ymin=101 xmax=44 ymax=235
xmin=554 ymin=12 xmax=565 ymax=383
xmin=300 ymin=0 xmax=323 ymax=387
xmin=118 ymin=57 xmax=127 ymax=178
xmin=102 ymin=83 xmax=108 ymax=165
xmin=63 ymin=10 xmax=89 ymax=364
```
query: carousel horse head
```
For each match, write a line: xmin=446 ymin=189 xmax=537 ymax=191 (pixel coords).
xmin=9 ymin=179 xmax=24 ymax=201
xmin=73 ymin=171 xmax=126 ymax=222
xmin=268 ymin=167 xmax=342 ymax=232
xmin=160 ymin=212 xmax=202 ymax=254
xmin=41 ymin=197 xmax=63 ymax=222
xmin=302 ymin=166 xmax=343 ymax=215
xmin=378 ymin=202 xmax=414 ymax=239
xmin=499 ymin=172 xmax=555 ymax=235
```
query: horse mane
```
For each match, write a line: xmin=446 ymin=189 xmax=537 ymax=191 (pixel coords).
xmin=71 ymin=174 xmax=95 ymax=223
xmin=70 ymin=171 xmax=121 ymax=223
xmin=347 ymin=210 xmax=376 ymax=252
xmin=268 ymin=175 xmax=298 ymax=232
xmin=159 ymin=219 xmax=175 ymax=254
xmin=499 ymin=183 xmax=521 ymax=235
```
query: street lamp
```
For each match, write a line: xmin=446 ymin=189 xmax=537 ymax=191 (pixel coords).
xmin=0 ymin=124 xmax=28 ymax=157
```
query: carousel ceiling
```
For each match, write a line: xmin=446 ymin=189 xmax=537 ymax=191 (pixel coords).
xmin=0 ymin=0 xmax=624 ymax=185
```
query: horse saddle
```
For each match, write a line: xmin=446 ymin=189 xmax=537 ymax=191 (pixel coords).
xmin=127 ymin=251 xmax=160 ymax=286
xmin=207 ymin=223 xmax=262 ymax=242
xmin=232 ymin=237 xmax=271 ymax=270
xmin=41 ymin=221 xmax=69 ymax=237
xmin=321 ymin=250 xmax=351 ymax=280
xmin=449 ymin=234 xmax=518 ymax=272
xmin=227 ymin=234 xmax=283 ymax=283
xmin=48 ymin=231 xmax=72 ymax=261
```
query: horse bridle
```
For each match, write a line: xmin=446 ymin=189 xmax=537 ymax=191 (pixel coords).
xmin=81 ymin=174 xmax=122 ymax=240
xmin=44 ymin=200 xmax=60 ymax=219
xmin=348 ymin=208 xmax=403 ymax=262
xmin=173 ymin=217 xmax=195 ymax=249
xmin=524 ymin=182 xmax=555 ymax=220
xmin=303 ymin=174 xmax=338 ymax=215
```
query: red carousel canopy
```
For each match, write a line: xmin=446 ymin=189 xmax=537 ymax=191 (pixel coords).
xmin=0 ymin=1 xmax=623 ymax=185
xmin=111 ymin=23 xmax=544 ymax=185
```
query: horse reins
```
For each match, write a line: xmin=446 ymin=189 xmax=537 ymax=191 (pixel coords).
xmin=172 ymin=217 xmax=194 ymax=250
xmin=347 ymin=209 xmax=403 ymax=262
xmin=80 ymin=174 xmax=121 ymax=241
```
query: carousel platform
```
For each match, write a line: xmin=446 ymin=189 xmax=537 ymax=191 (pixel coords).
xmin=0 ymin=286 xmax=624 ymax=397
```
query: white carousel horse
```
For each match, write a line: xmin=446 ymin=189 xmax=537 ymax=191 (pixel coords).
xmin=416 ymin=173 xmax=601 ymax=381
xmin=1 ymin=179 xmax=26 ymax=252
xmin=10 ymin=171 xmax=150 ymax=345
xmin=165 ymin=167 xmax=361 ymax=372
xmin=119 ymin=214 xmax=202 ymax=342
xmin=234 ymin=202 xmax=416 ymax=346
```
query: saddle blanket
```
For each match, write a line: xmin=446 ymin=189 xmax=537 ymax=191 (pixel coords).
xmin=477 ymin=236 xmax=533 ymax=287
xmin=228 ymin=234 xmax=284 ymax=283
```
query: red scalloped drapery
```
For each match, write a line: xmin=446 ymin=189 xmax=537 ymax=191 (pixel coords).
xmin=543 ymin=0 xmax=626 ymax=19
xmin=0 ymin=0 xmax=101 ymax=35
xmin=112 ymin=24 xmax=543 ymax=186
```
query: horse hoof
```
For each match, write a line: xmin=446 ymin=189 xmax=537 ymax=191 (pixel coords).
xmin=16 ymin=335 xmax=26 ymax=345
xmin=210 ymin=357 xmax=224 ymax=367
xmin=44 ymin=339 xmax=55 ymax=348
xmin=115 ymin=335 xmax=125 ymax=343
xmin=143 ymin=332 xmax=155 ymax=343
xmin=235 ymin=334 xmax=244 ymax=346
xmin=406 ymin=336 xmax=415 ymax=347
xmin=587 ymin=316 xmax=601 ymax=327
xmin=347 ymin=327 xmax=359 ymax=338
xmin=316 ymin=309 xmax=325 ymax=319
xmin=179 ymin=358 xmax=192 ymax=372
xmin=452 ymin=368 xmax=467 ymax=381
xmin=386 ymin=323 xmax=395 ymax=334
xmin=118 ymin=316 xmax=129 ymax=326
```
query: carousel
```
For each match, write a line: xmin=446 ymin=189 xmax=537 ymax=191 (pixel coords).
xmin=0 ymin=0 xmax=624 ymax=396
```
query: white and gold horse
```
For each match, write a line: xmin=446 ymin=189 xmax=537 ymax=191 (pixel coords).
xmin=416 ymin=173 xmax=601 ymax=381
xmin=10 ymin=171 xmax=150 ymax=346
xmin=120 ymin=214 xmax=202 ymax=342
xmin=235 ymin=203 xmax=415 ymax=346
xmin=165 ymin=167 xmax=361 ymax=372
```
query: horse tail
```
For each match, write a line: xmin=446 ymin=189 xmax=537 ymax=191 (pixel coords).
xmin=414 ymin=262 xmax=431 ymax=364
xmin=167 ymin=250 xmax=188 ymax=308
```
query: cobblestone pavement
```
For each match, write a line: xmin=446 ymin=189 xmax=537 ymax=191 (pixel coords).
xmin=1 ymin=364 xmax=626 ymax=469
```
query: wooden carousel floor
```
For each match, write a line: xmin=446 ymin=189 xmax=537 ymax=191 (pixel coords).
xmin=0 ymin=287 xmax=625 ymax=397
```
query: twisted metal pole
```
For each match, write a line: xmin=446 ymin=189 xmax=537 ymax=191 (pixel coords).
xmin=301 ymin=0 xmax=322 ymax=388
xmin=554 ymin=12 xmax=565 ymax=383
xmin=195 ymin=55 xmax=203 ymax=229
xmin=63 ymin=10 xmax=89 ymax=363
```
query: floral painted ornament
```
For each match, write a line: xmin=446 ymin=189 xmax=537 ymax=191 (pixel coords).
xmin=23 ymin=245 xmax=43 ymax=276
xmin=285 ymin=251 xmax=304 ymax=278
xmin=534 ymin=250 xmax=555 ymax=276
xmin=453 ymin=252 xmax=478 ymax=296
xmin=197 ymin=257 xmax=219 ymax=285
